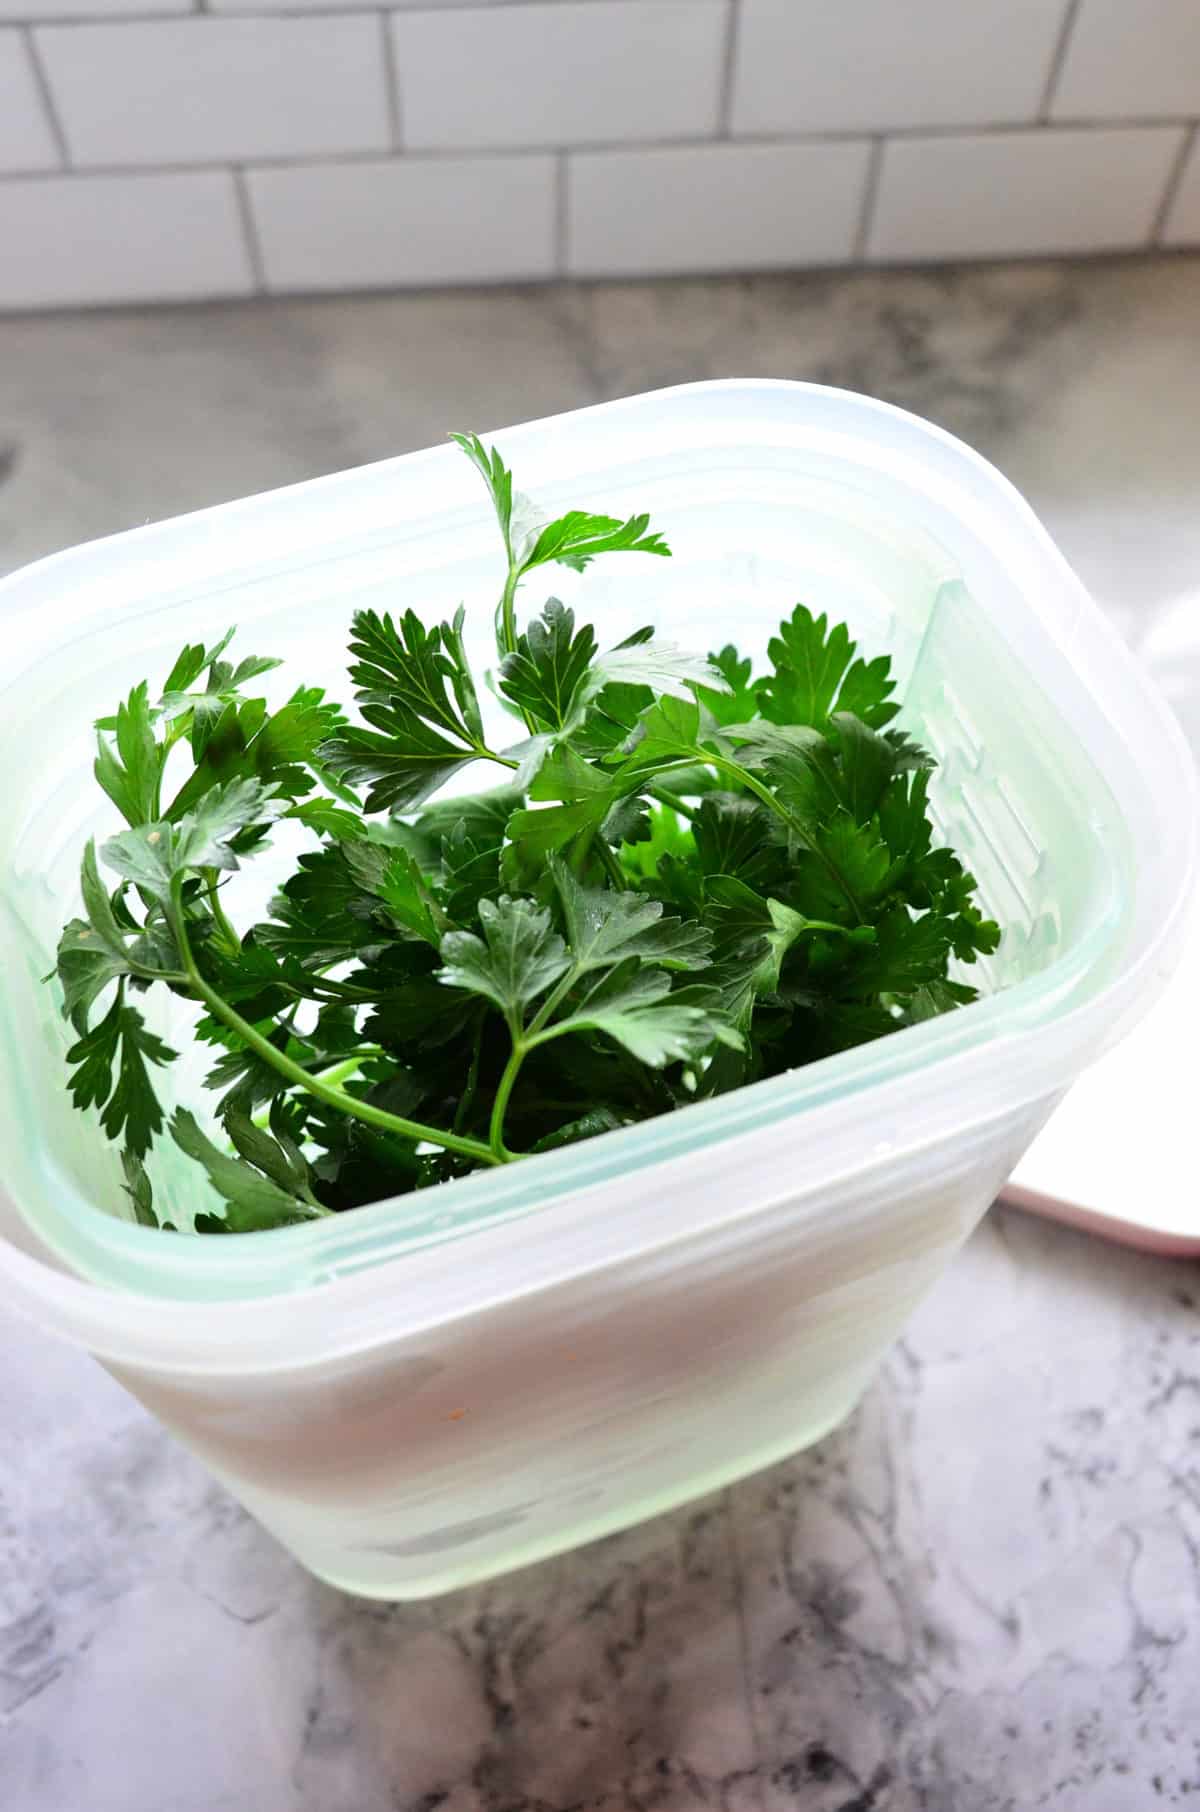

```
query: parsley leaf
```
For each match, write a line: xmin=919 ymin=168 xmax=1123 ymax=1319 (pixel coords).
xmin=56 ymin=921 xmax=135 ymax=1027
xmin=65 ymin=992 xmax=176 ymax=1159
xmin=450 ymin=431 xmax=514 ymax=552
xmin=319 ymin=607 xmax=494 ymax=813
xmin=523 ymin=509 xmax=671 ymax=574
xmin=120 ymin=1150 xmax=164 ymax=1228
xmin=101 ymin=777 xmax=282 ymax=905
xmin=343 ymin=839 xmax=448 ymax=947
xmin=166 ymin=688 xmax=344 ymax=819
xmin=551 ymin=859 xmax=713 ymax=974
xmin=347 ymin=608 xmax=480 ymax=745
xmin=693 ymin=644 xmax=759 ymax=727
xmin=499 ymin=599 xmax=597 ymax=730
xmin=757 ymin=605 xmax=899 ymax=730
xmin=172 ymin=1107 xmax=326 ymax=1232
xmin=438 ymin=897 xmax=570 ymax=1020
xmin=451 ymin=431 xmax=671 ymax=578
xmin=319 ymin=716 xmax=478 ymax=815
xmin=94 ymin=681 xmax=162 ymax=827
xmin=500 ymin=599 xmax=725 ymax=739
xmin=544 ymin=962 xmax=736 ymax=1068
xmin=156 ymin=631 xmax=285 ymax=762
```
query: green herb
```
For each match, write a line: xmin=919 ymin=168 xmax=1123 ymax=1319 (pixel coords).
xmin=50 ymin=435 xmax=1000 ymax=1232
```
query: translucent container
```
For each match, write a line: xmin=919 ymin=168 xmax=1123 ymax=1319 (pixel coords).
xmin=0 ymin=381 xmax=1192 ymax=1599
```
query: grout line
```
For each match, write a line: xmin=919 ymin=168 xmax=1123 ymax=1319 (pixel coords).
xmin=0 ymin=117 xmax=1198 ymax=188
xmin=379 ymin=9 xmax=402 ymax=151
xmin=853 ymin=135 xmax=884 ymax=261
xmin=716 ymin=0 xmax=741 ymax=140
xmin=231 ymin=163 xmax=267 ymax=291
xmin=553 ymin=150 xmax=568 ymax=279
xmin=1151 ymin=121 xmax=1197 ymax=244
xmin=0 ymin=116 xmax=1194 ymax=185
xmin=22 ymin=25 xmax=71 ymax=169
xmin=1038 ymin=0 xmax=1083 ymax=121
xmin=0 ymin=145 xmax=552 ymax=182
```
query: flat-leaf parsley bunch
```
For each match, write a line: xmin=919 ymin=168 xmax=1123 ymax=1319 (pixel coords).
xmin=52 ymin=435 xmax=1000 ymax=1233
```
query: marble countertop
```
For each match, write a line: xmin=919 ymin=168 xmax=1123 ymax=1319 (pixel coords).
xmin=3 ymin=254 xmax=1200 ymax=1811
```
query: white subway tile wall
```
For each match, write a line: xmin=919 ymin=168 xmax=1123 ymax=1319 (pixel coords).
xmin=393 ymin=2 xmax=728 ymax=150
xmin=215 ymin=0 xmax=519 ymax=7
xmin=1052 ymin=0 xmax=1200 ymax=123
xmin=1164 ymin=133 xmax=1200 ymax=246
xmin=0 ymin=0 xmax=1195 ymax=309
xmin=0 ymin=31 xmax=59 ymax=172
xmin=249 ymin=156 xmax=557 ymax=290
xmin=0 ymin=171 xmax=254 ymax=308
xmin=731 ymin=0 xmax=1072 ymax=136
xmin=567 ymin=140 xmax=872 ymax=275
xmin=0 ymin=0 xmax=187 ymax=18
xmin=35 ymin=17 xmax=392 ymax=167
xmin=869 ymin=127 xmax=1187 ymax=264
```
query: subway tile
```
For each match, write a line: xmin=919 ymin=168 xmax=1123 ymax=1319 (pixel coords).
xmin=247 ymin=154 xmax=556 ymax=292
xmin=394 ymin=0 xmax=726 ymax=151
xmin=34 ymin=17 xmax=390 ymax=167
xmin=1052 ymin=0 xmax=1200 ymax=122
xmin=0 ymin=171 xmax=254 ymax=309
xmin=0 ymin=31 xmax=58 ymax=172
xmin=567 ymin=139 xmax=871 ymax=276
xmin=731 ymin=0 xmax=1069 ymax=135
xmin=1163 ymin=133 xmax=1200 ymax=245
xmin=868 ymin=127 xmax=1186 ymax=263
xmin=0 ymin=0 xmax=188 ymax=17
xmin=213 ymin=0 xmax=510 ymax=9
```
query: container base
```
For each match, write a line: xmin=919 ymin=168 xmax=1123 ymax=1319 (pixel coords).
xmin=285 ymin=1388 xmax=866 ymax=1603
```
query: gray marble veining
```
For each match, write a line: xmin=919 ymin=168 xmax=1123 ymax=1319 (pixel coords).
xmin=2 ymin=254 xmax=1200 ymax=1812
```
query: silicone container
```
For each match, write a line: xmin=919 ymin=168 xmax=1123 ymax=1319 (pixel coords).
xmin=0 ymin=381 xmax=1192 ymax=1599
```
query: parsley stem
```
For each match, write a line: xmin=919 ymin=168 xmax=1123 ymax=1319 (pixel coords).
xmin=489 ymin=980 xmax=583 ymax=1153
xmin=312 ymin=1051 xmax=384 ymax=1089
xmin=488 ymin=1037 xmax=526 ymax=1160
xmin=498 ymin=568 xmax=521 ymax=659
xmin=497 ymin=565 xmax=539 ymax=737
xmin=248 ymin=1049 xmax=385 ymax=1127
xmin=476 ymin=743 xmax=520 ymax=771
xmin=169 ymin=890 xmax=502 ymax=1168
xmin=648 ymin=784 xmax=696 ymax=821
xmin=489 ymin=960 xmax=608 ymax=1152
xmin=203 ymin=868 xmax=241 ymax=954
xmin=595 ymin=838 xmax=626 ymax=889
xmin=527 ymin=967 xmax=580 ymax=1039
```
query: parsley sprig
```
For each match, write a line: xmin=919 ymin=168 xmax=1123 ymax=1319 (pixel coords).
xmin=51 ymin=435 xmax=1000 ymax=1233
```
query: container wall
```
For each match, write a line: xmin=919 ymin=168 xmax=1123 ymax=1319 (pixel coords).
xmin=105 ymin=1097 xmax=1052 ymax=1598
xmin=906 ymin=578 xmax=1127 ymax=999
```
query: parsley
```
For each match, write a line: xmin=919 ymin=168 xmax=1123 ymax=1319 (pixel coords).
xmin=50 ymin=433 xmax=1001 ymax=1233
xmin=64 ymin=990 xmax=176 ymax=1160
